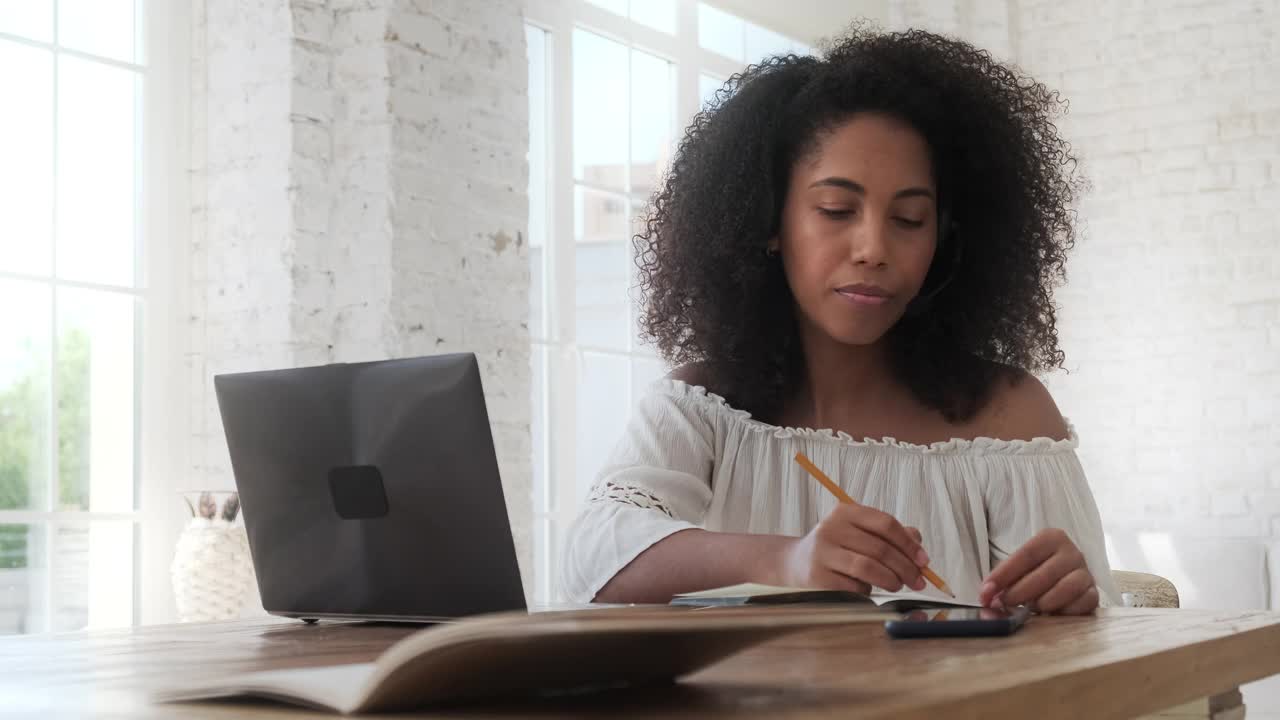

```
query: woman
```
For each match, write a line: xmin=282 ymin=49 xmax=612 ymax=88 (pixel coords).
xmin=561 ymin=26 xmax=1119 ymax=615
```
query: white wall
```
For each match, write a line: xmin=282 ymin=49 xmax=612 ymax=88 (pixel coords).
xmin=187 ymin=0 xmax=533 ymax=595
xmin=706 ymin=0 xmax=888 ymax=48
xmin=1020 ymin=0 xmax=1280 ymax=544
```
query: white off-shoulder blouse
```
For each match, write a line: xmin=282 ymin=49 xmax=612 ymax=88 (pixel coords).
xmin=560 ymin=379 xmax=1121 ymax=607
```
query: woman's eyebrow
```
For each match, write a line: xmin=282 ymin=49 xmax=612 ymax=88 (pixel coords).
xmin=808 ymin=177 xmax=935 ymax=200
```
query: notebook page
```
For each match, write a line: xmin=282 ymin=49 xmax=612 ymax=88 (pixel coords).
xmin=672 ymin=583 xmax=824 ymax=600
xmin=156 ymin=662 xmax=376 ymax=714
xmin=869 ymin=588 xmax=983 ymax=608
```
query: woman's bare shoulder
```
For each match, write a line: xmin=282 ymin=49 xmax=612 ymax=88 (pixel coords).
xmin=970 ymin=367 xmax=1070 ymax=442
xmin=667 ymin=362 xmax=712 ymax=388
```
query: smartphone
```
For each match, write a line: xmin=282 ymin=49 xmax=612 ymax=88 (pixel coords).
xmin=884 ymin=606 xmax=1031 ymax=638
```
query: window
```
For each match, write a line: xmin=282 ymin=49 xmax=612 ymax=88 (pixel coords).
xmin=0 ymin=0 xmax=182 ymax=634
xmin=525 ymin=0 xmax=810 ymax=603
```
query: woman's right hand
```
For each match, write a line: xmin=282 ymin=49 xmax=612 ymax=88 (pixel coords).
xmin=774 ymin=503 xmax=929 ymax=593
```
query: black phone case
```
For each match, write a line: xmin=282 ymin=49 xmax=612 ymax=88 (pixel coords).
xmin=884 ymin=607 xmax=1031 ymax=638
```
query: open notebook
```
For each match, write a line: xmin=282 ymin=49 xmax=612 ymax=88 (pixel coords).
xmin=671 ymin=583 xmax=983 ymax=609
xmin=155 ymin=605 xmax=897 ymax=715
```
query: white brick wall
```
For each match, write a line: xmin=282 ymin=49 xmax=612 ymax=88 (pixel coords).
xmin=189 ymin=0 xmax=531 ymax=588
xmin=1015 ymin=0 xmax=1280 ymax=543
xmin=887 ymin=0 xmax=1280 ymax=543
xmin=888 ymin=0 xmax=1014 ymax=60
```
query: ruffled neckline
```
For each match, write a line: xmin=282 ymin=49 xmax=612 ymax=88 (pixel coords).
xmin=660 ymin=379 xmax=1079 ymax=456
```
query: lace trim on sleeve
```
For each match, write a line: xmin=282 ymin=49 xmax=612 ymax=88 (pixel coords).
xmin=585 ymin=480 xmax=676 ymax=519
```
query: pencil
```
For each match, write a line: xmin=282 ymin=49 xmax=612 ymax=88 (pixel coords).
xmin=794 ymin=451 xmax=955 ymax=598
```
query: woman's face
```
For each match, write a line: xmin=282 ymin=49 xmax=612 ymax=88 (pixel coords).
xmin=777 ymin=112 xmax=938 ymax=348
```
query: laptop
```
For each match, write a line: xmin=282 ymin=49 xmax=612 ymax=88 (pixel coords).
xmin=214 ymin=353 xmax=527 ymax=623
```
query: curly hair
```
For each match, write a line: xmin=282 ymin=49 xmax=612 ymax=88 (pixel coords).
xmin=635 ymin=24 xmax=1084 ymax=423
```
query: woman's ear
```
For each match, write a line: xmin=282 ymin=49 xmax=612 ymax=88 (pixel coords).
xmin=766 ymin=237 xmax=780 ymax=255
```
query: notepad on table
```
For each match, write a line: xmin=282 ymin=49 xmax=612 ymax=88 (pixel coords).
xmin=670 ymin=582 xmax=983 ymax=610
xmin=155 ymin=605 xmax=898 ymax=715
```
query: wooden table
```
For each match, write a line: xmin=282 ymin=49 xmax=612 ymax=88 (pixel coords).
xmin=2 ymin=608 xmax=1279 ymax=718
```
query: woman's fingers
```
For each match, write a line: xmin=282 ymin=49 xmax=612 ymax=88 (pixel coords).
xmin=1057 ymin=584 xmax=1100 ymax=616
xmin=810 ymin=506 xmax=931 ymax=593
xmin=977 ymin=527 xmax=1059 ymax=599
xmin=981 ymin=529 xmax=1069 ymax=605
xmin=1035 ymin=568 xmax=1096 ymax=614
xmin=820 ymin=508 xmax=925 ymax=591
xmin=825 ymin=546 xmax=909 ymax=592
xmin=816 ymin=567 xmax=872 ymax=596
xmin=839 ymin=526 xmax=926 ymax=591
xmin=835 ymin=503 xmax=929 ymax=568
xmin=1000 ymin=549 xmax=1081 ymax=608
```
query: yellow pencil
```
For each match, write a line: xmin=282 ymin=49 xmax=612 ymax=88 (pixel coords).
xmin=794 ymin=451 xmax=955 ymax=598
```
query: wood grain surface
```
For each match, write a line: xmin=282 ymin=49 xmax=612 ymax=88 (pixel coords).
xmin=2 ymin=607 xmax=1278 ymax=718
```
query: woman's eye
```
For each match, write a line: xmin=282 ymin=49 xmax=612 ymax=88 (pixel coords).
xmin=894 ymin=217 xmax=925 ymax=229
xmin=818 ymin=207 xmax=853 ymax=219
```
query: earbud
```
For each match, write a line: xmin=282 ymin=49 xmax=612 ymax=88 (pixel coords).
xmin=904 ymin=206 xmax=960 ymax=318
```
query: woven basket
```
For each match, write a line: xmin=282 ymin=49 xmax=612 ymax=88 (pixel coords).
xmin=170 ymin=491 xmax=255 ymax=622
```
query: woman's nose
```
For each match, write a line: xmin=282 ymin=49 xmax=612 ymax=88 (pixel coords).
xmin=849 ymin=217 xmax=890 ymax=266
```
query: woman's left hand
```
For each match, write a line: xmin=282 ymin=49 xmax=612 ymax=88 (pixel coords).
xmin=979 ymin=528 xmax=1099 ymax=615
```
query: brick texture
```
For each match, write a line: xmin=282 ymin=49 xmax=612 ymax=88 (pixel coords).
xmin=189 ymin=0 xmax=531 ymax=589
xmin=1016 ymin=0 xmax=1280 ymax=541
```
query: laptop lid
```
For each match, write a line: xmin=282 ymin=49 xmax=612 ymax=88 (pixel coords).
xmin=214 ymin=353 xmax=526 ymax=621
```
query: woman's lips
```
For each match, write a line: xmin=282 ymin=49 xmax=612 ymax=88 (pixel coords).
xmin=835 ymin=288 xmax=892 ymax=306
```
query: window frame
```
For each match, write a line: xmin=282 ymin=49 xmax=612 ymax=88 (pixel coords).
xmin=0 ymin=0 xmax=190 ymax=631
xmin=523 ymin=0 xmax=807 ymax=604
